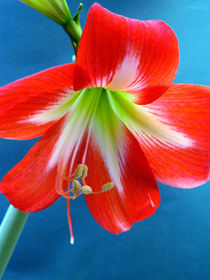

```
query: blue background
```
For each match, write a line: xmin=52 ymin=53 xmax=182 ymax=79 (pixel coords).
xmin=0 ymin=0 xmax=209 ymax=279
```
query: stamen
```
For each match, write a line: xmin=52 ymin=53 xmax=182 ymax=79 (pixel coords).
xmin=74 ymin=164 xmax=88 ymax=179
xmin=62 ymin=175 xmax=74 ymax=182
xmin=57 ymin=164 xmax=114 ymax=244
xmin=81 ymin=165 xmax=88 ymax=179
xmin=56 ymin=176 xmax=76 ymax=199
xmin=72 ymin=180 xmax=82 ymax=194
xmin=101 ymin=182 xmax=114 ymax=192
xmin=81 ymin=185 xmax=92 ymax=195
xmin=57 ymin=163 xmax=90 ymax=245
xmin=56 ymin=163 xmax=87 ymax=198
xmin=57 ymin=164 xmax=74 ymax=182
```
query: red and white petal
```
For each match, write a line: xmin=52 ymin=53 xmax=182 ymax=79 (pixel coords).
xmin=0 ymin=63 xmax=75 ymax=140
xmin=83 ymin=128 xmax=160 ymax=234
xmin=0 ymin=119 xmax=66 ymax=212
xmin=138 ymin=84 xmax=210 ymax=188
xmin=75 ymin=3 xmax=179 ymax=104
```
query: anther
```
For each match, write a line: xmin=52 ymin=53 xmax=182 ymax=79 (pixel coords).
xmin=74 ymin=164 xmax=88 ymax=179
xmin=72 ymin=180 xmax=82 ymax=194
xmin=81 ymin=185 xmax=92 ymax=195
xmin=81 ymin=165 xmax=88 ymax=179
xmin=101 ymin=182 xmax=114 ymax=192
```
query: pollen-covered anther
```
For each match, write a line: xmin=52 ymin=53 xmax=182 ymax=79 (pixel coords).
xmin=81 ymin=165 xmax=88 ymax=179
xmin=101 ymin=182 xmax=114 ymax=192
xmin=74 ymin=164 xmax=88 ymax=179
xmin=72 ymin=180 xmax=82 ymax=194
xmin=81 ymin=185 xmax=92 ymax=195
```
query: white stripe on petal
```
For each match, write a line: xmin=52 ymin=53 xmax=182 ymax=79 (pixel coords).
xmin=92 ymin=96 xmax=126 ymax=194
xmin=47 ymin=89 xmax=101 ymax=171
xmin=107 ymin=54 xmax=139 ymax=91
xmin=94 ymin=130 xmax=125 ymax=194
xmin=27 ymin=89 xmax=78 ymax=125
xmin=134 ymin=106 xmax=193 ymax=148
xmin=47 ymin=111 xmax=87 ymax=170
xmin=108 ymin=91 xmax=193 ymax=149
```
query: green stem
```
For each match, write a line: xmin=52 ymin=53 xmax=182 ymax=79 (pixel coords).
xmin=0 ymin=205 xmax=29 ymax=278
xmin=63 ymin=18 xmax=82 ymax=53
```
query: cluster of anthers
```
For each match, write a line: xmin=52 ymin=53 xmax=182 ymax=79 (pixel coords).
xmin=57 ymin=164 xmax=115 ymax=244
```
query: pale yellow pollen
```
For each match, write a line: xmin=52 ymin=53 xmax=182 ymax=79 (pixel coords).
xmin=81 ymin=165 xmax=88 ymax=179
xmin=81 ymin=185 xmax=92 ymax=195
xmin=72 ymin=180 xmax=82 ymax=194
xmin=101 ymin=182 xmax=114 ymax=192
xmin=74 ymin=164 xmax=88 ymax=179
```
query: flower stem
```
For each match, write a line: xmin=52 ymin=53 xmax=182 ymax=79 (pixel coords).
xmin=63 ymin=18 xmax=82 ymax=53
xmin=0 ymin=205 xmax=29 ymax=278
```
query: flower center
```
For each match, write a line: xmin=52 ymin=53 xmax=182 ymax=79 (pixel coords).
xmin=30 ymin=86 xmax=192 ymax=244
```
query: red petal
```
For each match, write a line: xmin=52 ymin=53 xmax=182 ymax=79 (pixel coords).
xmin=75 ymin=3 xmax=179 ymax=104
xmin=0 ymin=63 xmax=75 ymax=140
xmin=83 ymin=128 xmax=160 ymax=234
xmin=139 ymin=84 xmax=210 ymax=188
xmin=0 ymin=120 xmax=65 ymax=212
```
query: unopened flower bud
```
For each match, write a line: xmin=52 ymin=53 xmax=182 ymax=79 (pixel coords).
xmin=20 ymin=0 xmax=71 ymax=25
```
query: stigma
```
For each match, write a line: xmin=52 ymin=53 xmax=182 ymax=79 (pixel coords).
xmin=57 ymin=164 xmax=114 ymax=245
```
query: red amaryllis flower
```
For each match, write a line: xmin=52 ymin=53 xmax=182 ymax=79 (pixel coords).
xmin=0 ymin=4 xmax=209 ymax=242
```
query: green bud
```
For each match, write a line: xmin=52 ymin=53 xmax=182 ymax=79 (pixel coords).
xmin=73 ymin=3 xmax=83 ymax=24
xmin=19 ymin=0 xmax=71 ymax=25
